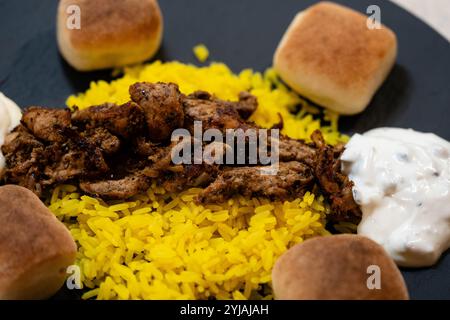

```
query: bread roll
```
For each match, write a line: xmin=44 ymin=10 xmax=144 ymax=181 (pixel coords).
xmin=0 ymin=185 xmax=77 ymax=299
xmin=272 ymin=234 xmax=409 ymax=300
xmin=57 ymin=0 xmax=163 ymax=71
xmin=273 ymin=1 xmax=397 ymax=115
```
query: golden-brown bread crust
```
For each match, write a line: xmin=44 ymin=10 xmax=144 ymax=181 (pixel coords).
xmin=67 ymin=0 xmax=161 ymax=50
xmin=0 ymin=185 xmax=77 ymax=299
xmin=57 ymin=0 xmax=163 ymax=71
xmin=272 ymin=234 xmax=409 ymax=300
xmin=273 ymin=1 xmax=397 ymax=114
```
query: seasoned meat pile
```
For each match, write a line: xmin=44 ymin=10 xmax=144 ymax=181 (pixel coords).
xmin=1 ymin=82 xmax=361 ymax=221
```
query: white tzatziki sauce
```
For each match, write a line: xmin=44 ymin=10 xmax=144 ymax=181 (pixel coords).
xmin=341 ymin=127 xmax=450 ymax=267
xmin=0 ymin=92 xmax=22 ymax=172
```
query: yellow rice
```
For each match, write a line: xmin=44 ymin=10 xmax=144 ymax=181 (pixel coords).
xmin=49 ymin=184 xmax=330 ymax=300
xmin=52 ymin=59 xmax=348 ymax=300
xmin=193 ymin=44 xmax=210 ymax=63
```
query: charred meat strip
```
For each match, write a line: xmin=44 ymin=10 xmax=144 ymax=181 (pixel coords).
xmin=276 ymin=136 xmax=317 ymax=166
xmin=43 ymin=149 xmax=96 ymax=184
xmin=72 ymin=101 xmax=145 ymax=139
xmin=133 ymin=136 xmax=161 ymax=157
xmin=158 ymin=163 xmax=219 ymax=193
xmin=1 ymin=125 xmax=43 ymax=157
xmin=183 ymin=92 xmax=254 ymax=133
xmin=1 ymin=125 xmax=46 ymax=194
xmin=81 ymin=127 xmax=121 ymax=154
xmin=197 ymin=161 xmax=315 ymax=204
xmin=183 ymin=92 xmax=316 ymax=167
xmin=80 ymin=173 xmax=151 ymax=199
xmin=144 ymin=138 xmax=221 ymax=193
xmin=187 ymin=90 xmax=258 ymax=121
xmin=234 ymin=92 xmax=258 ymax=120
xmin=2 ymin=123 xmax=112 ymax=196
xmin=129 ymin=82 xmax=185 ymax=142
xmin=22 ymin=107 xmax=71 ymax=142
xmin=311 ymin=131 xmax=362 ymax=222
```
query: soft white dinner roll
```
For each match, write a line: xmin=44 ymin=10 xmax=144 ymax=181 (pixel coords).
xmin=57 ymin=0 xmax=163 ymax=71
xmin=272 ymin=234 xmax=409 ymax=300
xmin=273 ymin=1 xmax=397 ymax=115
xmin=0 ymin=185 xmax=77 ymax=300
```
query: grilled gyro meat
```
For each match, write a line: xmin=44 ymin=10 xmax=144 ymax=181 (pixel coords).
xmin=183 ymin=92 xmax=254 ymax=133
xmin=144 ymin=138 xmax=222 ymax=192
xmin=158 ymin=163 xmax=219 ymax=193
xmin=22 ymin=107 xmax=71 ymax=142
xmin=1 ymin=125 xmax=46 ymax=195
xmin=43 ymin=147 xmax=101 ymax=184
xmin=311 ymin=130 xmax=362 ymax=222
xmin=187 ymin=90 xmax=258 ymax=121
xmin=2 ymin=112 xmax=114 ymax=196
xmin=183 ymin=91 xmax=316 ymax=166
xmin=197 ymin=161 xmax=315 ymax=204
xmin=80 ymin=172 xmax=151 ymax=199
xmin=130 ymin=82 xmax=185 ymax=142
xmin=133 ymin=136 xmax=161 ymax=157
xmin=276 ymin=136 xmax=316 ymax=166
xmin=72 ymin=101 xmax=145 ymax=139
xmin=235 ymin=92 xmax=258 ymax=120
xmin=1 ymin=82 xmax=361 ymax=223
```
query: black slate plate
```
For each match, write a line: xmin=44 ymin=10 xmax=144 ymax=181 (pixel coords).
xmin=1 ymin=0 xmax=449 ymax=300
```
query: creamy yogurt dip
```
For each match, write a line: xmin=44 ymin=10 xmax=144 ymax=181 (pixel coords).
xmin=0 ymin=92 xmax=22 ymax=172
xmin=341 ymin=127 xmax=450 ymax=267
